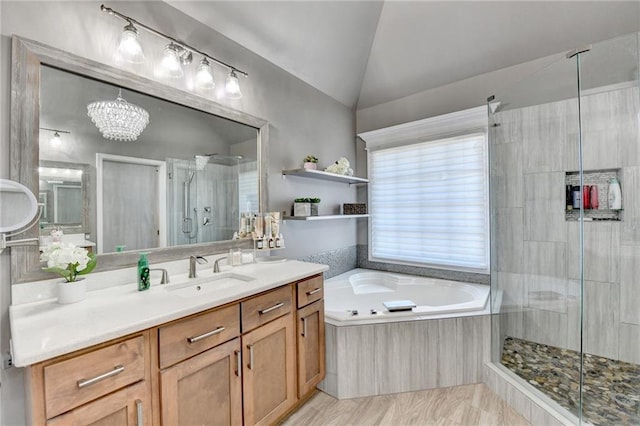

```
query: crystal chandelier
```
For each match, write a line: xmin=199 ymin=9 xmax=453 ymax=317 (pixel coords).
xmin=87 ymin=89 xmax=149 ymax=141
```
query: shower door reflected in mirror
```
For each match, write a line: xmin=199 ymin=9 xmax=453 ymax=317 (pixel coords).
xmin=39 ymin=65 xmax=259 ymax=254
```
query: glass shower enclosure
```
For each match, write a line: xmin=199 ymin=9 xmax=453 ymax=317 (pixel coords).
xmin=489 ymin=32 xmax=639 ymax=424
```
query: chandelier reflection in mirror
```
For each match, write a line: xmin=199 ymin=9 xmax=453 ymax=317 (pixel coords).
xmin=87 ymin=89 xmax=150 ymax=141
xmin=102 ymin=4 xmax=246 ymax=99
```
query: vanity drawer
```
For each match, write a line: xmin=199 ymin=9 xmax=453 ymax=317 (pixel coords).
xmin=44 ymin=335 xmax=145 ymax=420
xmin=241 ymin=285 xmax=292 ymax=332
xmin=297 ymin=275 xmax=324 ymax=308
xmin=159 ymin=304 xmax=240 ymax=369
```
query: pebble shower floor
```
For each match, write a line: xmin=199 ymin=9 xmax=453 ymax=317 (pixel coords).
xmin=501 ymin=337 xmax=639 ymax=425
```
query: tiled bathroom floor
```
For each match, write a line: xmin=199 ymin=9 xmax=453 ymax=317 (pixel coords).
xmin=280 ymin=383 xmax=530 ymax=425
xmin=502 ymin=336 xmax=640 ymax=425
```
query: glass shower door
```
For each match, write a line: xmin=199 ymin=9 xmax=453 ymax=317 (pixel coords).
xmin=488 ymin=47 xmax=584 ymax=419
xmin=575 ymin=32 xmax=640 ymax=425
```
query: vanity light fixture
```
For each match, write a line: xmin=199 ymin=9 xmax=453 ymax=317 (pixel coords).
xmin=101 ymin=4 xmax=247 ymax=99
xmin=225 ymin=70 xmax=242 ymax=99
xmin=117 ymin=22 xmax=145 ymax=64
xmin=40 ymin=127 xmax=70 ymax=147
xmin=87 ymin=89 xmax=149 ymax=141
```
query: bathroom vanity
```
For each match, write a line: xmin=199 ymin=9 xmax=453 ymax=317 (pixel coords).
xmin=10 ymin=261 xmax=327 ymax=425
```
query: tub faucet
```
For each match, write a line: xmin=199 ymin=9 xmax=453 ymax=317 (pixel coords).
xmin=149 ymin=268 xmax=170 ymax=285
xmin=189 ymin=255 xmax=208 ymax=278
xmin=213 ymin=257 xmax=227 ymax=273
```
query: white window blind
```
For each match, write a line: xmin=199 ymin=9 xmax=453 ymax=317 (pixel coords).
xmin=369 ymin=132 xmax=489 ymax=272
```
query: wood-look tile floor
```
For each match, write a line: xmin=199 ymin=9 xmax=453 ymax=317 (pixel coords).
xmin=281 ymin=384 xmax=531 ymax=426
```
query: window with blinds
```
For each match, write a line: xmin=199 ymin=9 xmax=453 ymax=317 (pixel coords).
xmin=368 ymin=132 xmax=489 ymax=272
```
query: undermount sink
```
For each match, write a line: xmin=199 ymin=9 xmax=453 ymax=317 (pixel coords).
xmin=163 ymin=273 xmax=255 ymax=298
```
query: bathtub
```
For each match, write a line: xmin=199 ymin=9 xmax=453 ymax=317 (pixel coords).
xmin=324 ymin=268 xmax=490 ymax=325
xmin=320 ymin=268 xmax=491 ymax=399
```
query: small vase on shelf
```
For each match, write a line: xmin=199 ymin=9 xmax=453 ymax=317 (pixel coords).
xmin=57 ymin=279 xmax=86 ymax=305
xmin=303 ymin=162 xmax=317 ymax=170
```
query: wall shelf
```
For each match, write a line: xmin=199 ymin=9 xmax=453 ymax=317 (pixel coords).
xmin=282 ymin=168 xmax=369 ymax=185
xmin=283 ymin=214 xmax=369 ymax=221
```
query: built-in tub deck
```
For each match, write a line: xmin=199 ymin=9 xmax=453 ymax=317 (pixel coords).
xmin=324 ymin=268 xmax=490 ymax=325
xmin=319 ymin=269 xmax=491 ymax=399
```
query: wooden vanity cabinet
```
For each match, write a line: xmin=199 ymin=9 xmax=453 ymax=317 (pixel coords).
xmin=23 ymin=274 xmax=325 ymax=426
xmin=159 ymin=338 xmax=243 ymax=426
xmin=295 ymin=275 xmax=325 ymax=397
xmin=241 ymin=284 xmax=296 ymax=426
xmin=24 ymin=331 xmax=152 ymax=425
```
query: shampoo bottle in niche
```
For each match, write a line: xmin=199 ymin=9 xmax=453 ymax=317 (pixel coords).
xmin=137 ymin=252 xmax=150 ymax=291
xmin=608 ymin=178 xmax=622 ymax=210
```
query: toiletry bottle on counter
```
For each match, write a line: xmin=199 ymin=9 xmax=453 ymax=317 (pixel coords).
xmin=137 ymin=252 xmax=150 ymax=291
xmin=608 ymin=178 xmax=622 ymax=210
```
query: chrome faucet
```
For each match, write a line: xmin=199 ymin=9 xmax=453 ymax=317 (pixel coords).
xmin=213 ymin=256 xmax=227 ymax=273
xmin=189 ymin=255 xmax=208 ymax=278
xmin=149 ymin=268 xmax=170 ymax=285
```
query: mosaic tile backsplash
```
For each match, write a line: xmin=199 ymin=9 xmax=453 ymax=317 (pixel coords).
xmin=502 ymin=336 xmax=640 ymax=425
xmin=296 ymin=245 xmax=357 ymax=279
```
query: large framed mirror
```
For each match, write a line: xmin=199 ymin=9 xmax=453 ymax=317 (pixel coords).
xmin=11 ymin=36 xmax=268 ymax=283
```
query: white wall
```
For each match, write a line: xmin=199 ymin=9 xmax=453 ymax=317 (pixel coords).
xmin=0 ymin=2 xmax=357 ymax=424
xmin=356 ymin=53 xmax=562 ymax=134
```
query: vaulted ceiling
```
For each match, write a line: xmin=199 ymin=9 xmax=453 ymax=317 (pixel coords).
xmin=167 ymin=1 xmax=640 ymax=110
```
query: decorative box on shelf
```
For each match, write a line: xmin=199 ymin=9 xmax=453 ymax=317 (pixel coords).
xmin=342 ymin=203 xmax=367 ymax=215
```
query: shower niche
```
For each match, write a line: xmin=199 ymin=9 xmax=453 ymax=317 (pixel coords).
xmin=564 ymin=168 xmax=622 ymax=221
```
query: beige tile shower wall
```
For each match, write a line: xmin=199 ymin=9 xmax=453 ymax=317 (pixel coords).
xmin=318 ymin=315 xmax=490 ymax=399
xmin=491 ymin=85 xmax=640 ymax=364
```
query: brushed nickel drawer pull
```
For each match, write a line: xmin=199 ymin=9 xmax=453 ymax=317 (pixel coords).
xmin=248 ymin=345 xmax=254 ymax=370
xmin=301 ymin=317 xmax=308 ymax=337
xmin=77 ymin=365 xmax=125 ymax=389
xmin=136 ymin=399 xmax=143 ymax=426
xmin=259 ymin=302 xmax=284 ymax=315
xmin=235 ymin=350 xmax=242 ymax=378
xmin=187 ymin=326 xmax=225 ymax=344
xmin=306 ymin=288 xmax=321 ymax=296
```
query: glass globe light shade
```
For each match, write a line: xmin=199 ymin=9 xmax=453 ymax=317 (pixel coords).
xmin=195 ymin=58 xmax=215 ymax=91
xmin=50 ymin=132 xmax=62 ymax=147
xmin=161 ymin=43 xmax=184 ymax=79
xmin=225 ymin=70 xmax=242 ymax=99
xmin=117 ymin=24 xmax=145 ymax=64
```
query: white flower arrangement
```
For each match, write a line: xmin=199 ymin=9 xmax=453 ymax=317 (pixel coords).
xmin=325 ymin=157 xmax=354 ymax=176
xmin=40 ymin=243 xmax=97 ymax=283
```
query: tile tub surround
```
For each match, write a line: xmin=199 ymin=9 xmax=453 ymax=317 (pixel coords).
xmin=318 ymin=314 xmax=490 ymax=399
xmin=501 ymin=336 xmax=640 ymax=425
xmin=9 ymin=259 xmax=328 ymax=367
xmin=297 ymin=245 xmax=357 ymax=279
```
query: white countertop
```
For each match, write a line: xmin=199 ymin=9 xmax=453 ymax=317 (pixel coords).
xmin=10 ymin=260 xmax=328 ymax=367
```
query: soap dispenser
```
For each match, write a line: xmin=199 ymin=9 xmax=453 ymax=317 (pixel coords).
xmin=137 ymin=252 xmax=150 ymax=291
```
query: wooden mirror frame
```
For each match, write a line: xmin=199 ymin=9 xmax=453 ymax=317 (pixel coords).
xmin=10 ymin=36 xmax=268 ymax=284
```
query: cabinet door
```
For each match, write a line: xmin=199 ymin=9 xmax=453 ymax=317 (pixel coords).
xmin=160 ymin=338 xmax=242 ymax=426
xmin=47 ymin=380 xmax=150 ymax=426
xmin=243 ymin=313 xmax=296 ymax=426
xmin=297 ymin=300 xmax=325 ymax=397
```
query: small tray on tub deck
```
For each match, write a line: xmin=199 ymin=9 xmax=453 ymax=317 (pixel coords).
xmin=383 ymin=300 xmax=417 ymax=312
